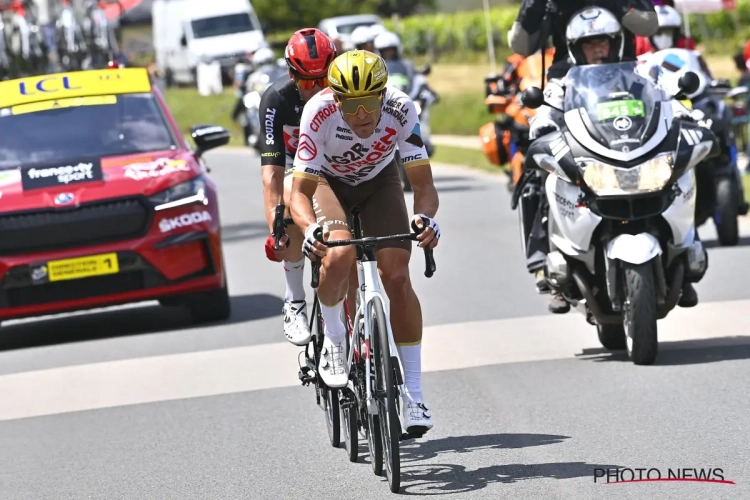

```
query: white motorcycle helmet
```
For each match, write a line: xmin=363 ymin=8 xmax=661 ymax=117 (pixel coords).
xmin=252 ymin=47 xmax=275 ymax=67
xmin=374 ymin=31 xmax=402 ymax=59
xmin=651 ymin=5 xmax=682 ymax=51
xmin=566 ymin=7 xmax=624 ymax=65
xmin=351 ymin=26 xmax=373 ymax=49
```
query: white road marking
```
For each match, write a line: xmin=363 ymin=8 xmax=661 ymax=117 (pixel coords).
xmin=1 ymin=299 xmax=749 ymax=422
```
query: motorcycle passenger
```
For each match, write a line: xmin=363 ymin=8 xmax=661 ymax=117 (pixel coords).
xmin=290 ymin=50 xmax=440 ymax=434
xmin=527 ymin=6 xmax=701 ymax=311
xmin=258 ymin=28 xmax=338 ymax=345
xmin=509 ymin=0 xmax=658 ymax=79
xmin=635 ymin=5 xmax=693 ymax=56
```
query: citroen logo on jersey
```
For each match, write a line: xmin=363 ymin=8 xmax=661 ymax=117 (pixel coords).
xmin=297 ymin=133 xmax=318 ymax=161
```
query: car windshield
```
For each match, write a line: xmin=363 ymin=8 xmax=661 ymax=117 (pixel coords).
xmin=0 ymin=93 xmax=177 ymax=169
xmin=191 ymin=13 xmax=257 ymax=39
xmin=563 ymin=62 xmax=666 ymax=151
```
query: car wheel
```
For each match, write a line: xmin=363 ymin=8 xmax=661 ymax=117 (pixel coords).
xmin=187 ymin=281 xmax=231 ymax=323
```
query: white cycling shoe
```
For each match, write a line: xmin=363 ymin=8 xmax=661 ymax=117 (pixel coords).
xmin=400 ymin=393 xmax=433 ymax=435
xmin=283 ymin=300 xmax=312 ymax=346
xmin=319 ymin=335 xmax=348 ymax=388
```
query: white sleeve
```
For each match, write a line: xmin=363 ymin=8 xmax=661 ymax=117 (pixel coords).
xmin=395 ymin=97 xmax=430 ymax=169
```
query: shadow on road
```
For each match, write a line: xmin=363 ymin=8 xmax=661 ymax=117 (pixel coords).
xmin=397 ymin=461 xmax=623 ymax=495
xmin=351 ymin=433 xmax=619 ymax=494
xmin=0 ymin=293 xmax=283 ymax=352
xmin=436 ymin=185 xmax=488 ymax=194
xmin=575 ymin=335 xmax=750 ymax=365
xmin=702 ymin=236 xmax=750 ymax=249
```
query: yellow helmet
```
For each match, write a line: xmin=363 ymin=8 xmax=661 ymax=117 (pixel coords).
xmin=327 ymin=50 xmax=388 ymax=97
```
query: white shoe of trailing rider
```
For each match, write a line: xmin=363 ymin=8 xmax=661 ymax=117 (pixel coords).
xmin=319 ymin=335 xmax=348 ymax=388
xmin=400 ymin=393 xmax=433 ymax=435
xmin=283 ymin=300 xmax=312 ymax=346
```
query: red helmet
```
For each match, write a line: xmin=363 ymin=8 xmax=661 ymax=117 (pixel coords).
xmin=285 ymin=28 xmax=337 ymax=78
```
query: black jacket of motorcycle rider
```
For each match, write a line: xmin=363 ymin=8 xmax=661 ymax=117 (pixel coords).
xmin=508 ymin=0 xmax=659 ymax=79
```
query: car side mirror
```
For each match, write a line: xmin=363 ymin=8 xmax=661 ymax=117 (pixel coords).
xmin=678 ymin=71 xmax=700 ymax=96
xmin=522 ymin=86 xmax=545 ymax=109
xmin=191 ymin=125 xmax=230 ymax=157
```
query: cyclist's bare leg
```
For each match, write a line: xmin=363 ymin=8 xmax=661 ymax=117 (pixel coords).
xmin=376 ymin=247 xmax=422 ymax=345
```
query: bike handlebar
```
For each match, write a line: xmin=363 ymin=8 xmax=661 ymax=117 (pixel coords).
xmin=271 ymin=203 xmax=436 ymax=289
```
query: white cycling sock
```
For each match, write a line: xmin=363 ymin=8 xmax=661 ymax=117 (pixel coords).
xmin=397 ymin=343 xmax=422 ymax=401
xmin=282 ymin=259 xmax=305 ymax=302
xmin=320 ymin=299 xmax=346 ymax=344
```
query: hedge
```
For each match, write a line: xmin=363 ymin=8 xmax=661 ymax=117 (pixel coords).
xmin=266 ymin=1 xmax=750 ymax=57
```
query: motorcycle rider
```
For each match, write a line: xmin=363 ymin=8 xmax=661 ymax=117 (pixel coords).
xmin=526 ymin=6 xmax=702 ymax=311
xmin=351 ymin=24 xmax=386 ymax=52
xmin=258 ymin=28 xmax=338 ymax=345
xmin=374 ymin=31 xmax=416 ymax=82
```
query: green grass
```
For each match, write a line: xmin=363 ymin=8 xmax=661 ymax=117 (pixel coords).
xmin=431 ymin=92 xmax=489 ymax=136
xmin=163 ymin=88 xmax=246 ymax=146
xmin=431 ymin=144 xmax=507 ymax=174
xmin=744 ymin=173 xmax=750 ymax=204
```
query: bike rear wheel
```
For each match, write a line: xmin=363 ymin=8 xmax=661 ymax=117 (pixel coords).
xmin=372 ymin=297 xmax=401 ymax=492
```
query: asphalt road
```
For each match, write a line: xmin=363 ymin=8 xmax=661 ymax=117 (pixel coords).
xmin=1 ymin=149 xmax=750 ymax=499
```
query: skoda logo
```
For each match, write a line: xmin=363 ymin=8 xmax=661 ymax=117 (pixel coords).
xmin=613 ymin=116 xmax=632 ymax=131
xmin=54 ymin=192 xmax=75 ymax=205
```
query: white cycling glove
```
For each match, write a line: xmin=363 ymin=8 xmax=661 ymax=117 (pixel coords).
xmin=302 ymin=223 xmax=322 ymax=258
xmin=414 ymin=214 xmax=441 ymax=240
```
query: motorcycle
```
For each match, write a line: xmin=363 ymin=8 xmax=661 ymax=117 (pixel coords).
xmin=386 ymin=61 xmax=438 ymax=192
xmin=519 ymin=62 xmax=717 ymax=365
xmin=241 ymin=64 xmax=287 ymax=149
xmin=480 ymin=49 xmax=554 ymax=192
xmin=640 ymin=48 xmax=748 ymax=246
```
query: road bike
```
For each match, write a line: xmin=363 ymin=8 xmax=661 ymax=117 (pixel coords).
xmin=272 ymin=203 xmax=436 ymax=493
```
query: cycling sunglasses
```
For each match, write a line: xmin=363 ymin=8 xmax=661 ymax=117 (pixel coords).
xmin=294 ymin=75 xmax=328 ymax=90
xmin=335 ymin=92 xmax=384 ymax=116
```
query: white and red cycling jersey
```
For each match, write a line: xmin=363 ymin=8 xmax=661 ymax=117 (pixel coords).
xmin=292 ymin=85 xmax=429 ymax=186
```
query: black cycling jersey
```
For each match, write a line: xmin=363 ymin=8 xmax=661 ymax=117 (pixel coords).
xmin=258 ymin=76 xmax=306 ymax=168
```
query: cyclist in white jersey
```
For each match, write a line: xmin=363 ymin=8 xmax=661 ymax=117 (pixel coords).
xmin=290 ymin=50 xmax=441 ymax=434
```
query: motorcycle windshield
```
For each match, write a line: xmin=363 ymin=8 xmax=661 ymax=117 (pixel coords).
xmin=385 ymin=60 xmax=412 ymax=93
xmin=563 ymin=62 xmax=661 ymax=152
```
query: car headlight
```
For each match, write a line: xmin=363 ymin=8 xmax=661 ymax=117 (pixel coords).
xmin=581 ymin=154 xmax=673 ymax=196
xmin=243 ymin=91 xmax=261 ymax=109
xmin=148 ymin=176 xmax=208 ymax=211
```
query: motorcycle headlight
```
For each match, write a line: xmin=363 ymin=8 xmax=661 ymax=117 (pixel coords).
xmin=581 ymin=154 xmax=673 ymax=196
xmin=148 ymin=176 xmax=208 ymax=211
xmin=243 ymin=91 xmax=261 ymax=109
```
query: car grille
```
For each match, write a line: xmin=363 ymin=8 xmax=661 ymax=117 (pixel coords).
xmin=5 ymin=271 xmax=147 ymax=308
xmin=0 ymin=197 xmax=150 ymax=256
xmin=589 ymin=193 xmax=673 ymax=221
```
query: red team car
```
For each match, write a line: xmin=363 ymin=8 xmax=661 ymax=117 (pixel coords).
xmin=0 ymin=66 xmax=232 ymax=327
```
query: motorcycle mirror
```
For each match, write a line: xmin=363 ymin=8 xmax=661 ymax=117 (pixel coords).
xmin=522 ymin=87 xmax=545 ymax=109
xmin=678 ymin=71 xmax=700 ymax=96
xmin=420 ymin=64 xmax=431 ymax=76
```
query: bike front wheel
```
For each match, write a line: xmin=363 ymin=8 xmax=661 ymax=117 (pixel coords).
xmin=372 ymin=297 xmax=401 ymax=492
